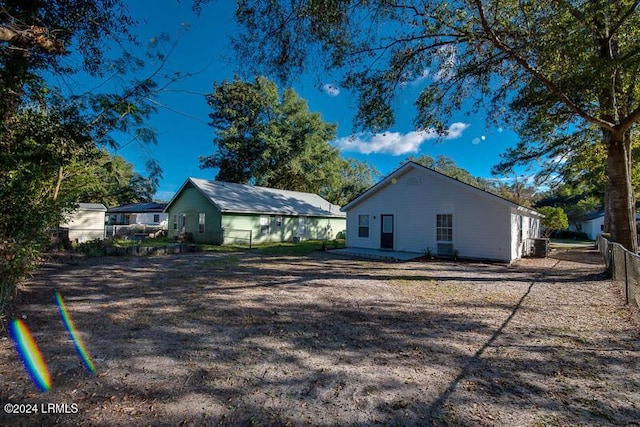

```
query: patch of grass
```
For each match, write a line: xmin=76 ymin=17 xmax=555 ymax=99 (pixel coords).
xmin=113 ymin=236 xmax=172 ymax=247
xmin=253 ymin=239 xmax=346 ymax=256
xmin=550 ymin=238 xmax=595 ymax=245
xmin=195 ymin=239 xmax=346 ymax=255
xmin=198 ymin=244 xmax=247 ymax=253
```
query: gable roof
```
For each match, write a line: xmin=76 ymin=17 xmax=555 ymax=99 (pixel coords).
xmin=580 ymin=210 xmax=640 ymax=222
xmin=580 ymin=210 xmax=605 ymax=221
xmin=166 ymin=178 xmax=345 ymax=218
xmin=75 ymin=203 xmax=107 ymax=212
xmin=342 ymin=161 xmax=542 ymax=217
xmin=107 ymin=202 xmax=167 ymax=214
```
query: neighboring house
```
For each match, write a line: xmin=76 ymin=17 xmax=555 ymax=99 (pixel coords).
xmin=106 ymin=202 xmax=168 ymax=227
xmin=164 ymin=178 xmax=346 ymax=244
xmin=570 ymin=210 xmax=640 ymax=240
xmin=569 ymin=210 xmax=604 ymax=240
xmin=341 ymin=161 xmax=543 ymax=263
xmin=60 ymin=203 xmax=107 ymax=243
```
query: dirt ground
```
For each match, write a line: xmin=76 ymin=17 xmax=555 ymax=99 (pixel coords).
xmin=0 ymin=247 xmax=639 ymax=426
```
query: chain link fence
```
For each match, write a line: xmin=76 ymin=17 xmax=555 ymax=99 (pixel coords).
xmin=596 ymin=235 xmax=640 ymax=313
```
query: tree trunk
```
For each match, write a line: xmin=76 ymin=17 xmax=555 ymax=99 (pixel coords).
xmin=606 ymin=129 xmax=637 ymax=252
xmin=52 ymin=165 xmax=63 ymax=202
xmin=603 ymin=187 xmax=611 ymax=233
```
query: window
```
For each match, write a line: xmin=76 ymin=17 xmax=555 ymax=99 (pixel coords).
xmin=298 ymin=216 xmax=306 ymax=236
xmin=516 ymin=215 xmax=522 ymax=245
xmin=436 ymin=214 xmax=453 ymax=242
xmin=275 ymin=216 xmax=283 ymax=227
xmin=260 ymin=215 xmax=270 ymax=236
xmin=173 ymin=214 xmax=178 ymax=230
xmin=198 ymin=213 xmax=205 ymax=234
xmin=153 ymin=214 xmax=160 ymax=223
xmin=358 ymin=215 xmax=370 ymax=238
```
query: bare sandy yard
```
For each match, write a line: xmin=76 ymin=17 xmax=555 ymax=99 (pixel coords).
xmin=1 ymin=247 xmax=638 ymax=426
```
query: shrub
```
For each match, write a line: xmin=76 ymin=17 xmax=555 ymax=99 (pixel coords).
xmin=74 ymin=239 xmax=109 ymax=256
xmin=537 ymin=206 xmax=569 ymax=238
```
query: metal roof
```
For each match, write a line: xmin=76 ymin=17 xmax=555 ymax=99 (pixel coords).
xmin=171 ymin=178 xmax=345 ymax=217
xmin=75 ymin=203 xmax=107 ymax=212
xmin=107 ymin=202 xmax=167 ymax=213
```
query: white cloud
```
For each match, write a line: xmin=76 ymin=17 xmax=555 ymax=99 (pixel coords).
xmin=445 ymin=122 xmax=470 ymax=139
xmin=322 ymin=83 xmax=340 ymax=97
xmin=334 ymin=122 xmax=470 ymax=156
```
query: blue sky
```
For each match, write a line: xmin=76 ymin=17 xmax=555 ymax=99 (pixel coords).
xmin=56 ymin=1 xmax=527 ymax=202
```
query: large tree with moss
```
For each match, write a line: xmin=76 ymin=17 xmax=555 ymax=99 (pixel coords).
xmin=195 ymin=0 xmax=640 ymax=252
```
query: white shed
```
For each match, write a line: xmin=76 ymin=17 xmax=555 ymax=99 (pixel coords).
xmin=61 ymin=203 xmax=107 ymax=243
xmin=341 ymin=162 xmax=543 ymax=263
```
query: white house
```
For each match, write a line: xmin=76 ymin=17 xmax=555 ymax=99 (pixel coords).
xmin=569 ymin=211 xmax=604 ymax=240
xmin=570 ymin=210 xmax=640 ymax=240
xmin=341 ymin=162 xmax=543 ymax=263
xmin=60 ymin=203 xmax=107 ymax=243
xmin=106 ymin=202 xmax=168 ymax=227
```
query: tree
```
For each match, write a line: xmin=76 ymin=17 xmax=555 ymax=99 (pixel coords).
xmin=57 ymin=148 xmax=155 ymax=207
xmin=324 ymin=158 xmax=381 ymax=206
xmin=200 ymin=75 xmax=342 ymax=196
xmin=0 ymin=1 xmax=164 ymax=313
xmin=537 ymin=206 xmax=570 ymax=238
xmin=406 ymin=154 xmax=492 ymax=191
xmin=196 ymin=0 xmax=640 ymax=252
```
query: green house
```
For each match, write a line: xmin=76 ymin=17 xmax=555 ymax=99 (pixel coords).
xmin=164 ymin=178 xmax=346 ymax=245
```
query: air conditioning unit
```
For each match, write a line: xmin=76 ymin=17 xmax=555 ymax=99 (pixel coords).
xmin=437 ymin=243 xmax=454 ymax=257
xmin=527 ymin=238 xmax=549 ymax=257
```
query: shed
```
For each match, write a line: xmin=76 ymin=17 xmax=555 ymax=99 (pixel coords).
xmin=341 ymin=162 xmax=543 ymax=263
xmin=60 ymin=203 xmax=107 ymax=243
xmin=164 ymin=178 xmax=346 ymax=245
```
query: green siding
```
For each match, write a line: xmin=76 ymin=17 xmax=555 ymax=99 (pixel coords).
xmin=167 ymin=182 xmax=346 ymax=245
xmin=221 ymin=213 xmax=346 ymax=245
xmin=166 ymin=184 xmax=222 ymax=243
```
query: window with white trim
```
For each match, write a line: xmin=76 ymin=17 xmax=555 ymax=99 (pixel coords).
xmin=436 ymin=214 xmax=453 ymax=242
xmin=260 ymin=215 xmax=270 ymax=236
xmin=358 ymin=214 xmax=370 ymax=238
xmin=198 ymin=213 xmax=205 ymax=234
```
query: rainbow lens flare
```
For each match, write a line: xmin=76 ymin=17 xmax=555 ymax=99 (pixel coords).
xmin=55 ymin=291 xmax=96 ymax=375
xmin=8 ymin=319 xmax=52 ymax=392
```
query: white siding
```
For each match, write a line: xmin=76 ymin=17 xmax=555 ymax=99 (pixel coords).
xmin=62 ymin=208 xmax=106 ymax=243
xmin=134 ymin=212 xmax=168 ymax=226
xmin=345 ymin=168 xmax=514 ymax=261
xmin=572 ymin=217 xmax=604 ymax=239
